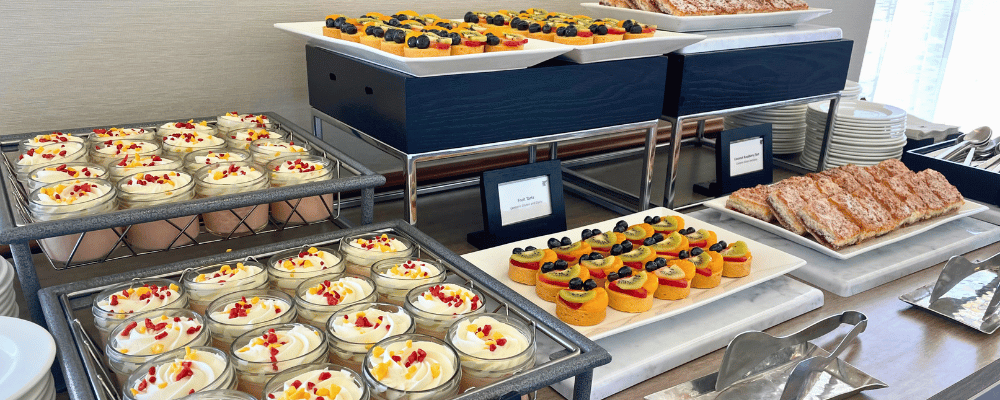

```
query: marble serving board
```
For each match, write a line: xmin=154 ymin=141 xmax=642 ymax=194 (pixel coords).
xmin=541 ymin=276 xmax=823 ymax=400
xmin=675 ymin=24 xmax=842 ymax=54
xmin=688 ymin=210 xmax=1000 ymax=297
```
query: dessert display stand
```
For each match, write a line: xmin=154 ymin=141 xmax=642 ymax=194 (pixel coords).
xmin=0 ymin=112 xmax=386 ymax=327
xmin=305 ymin=46 xmax=668 ymax=224
xmin=38 ymin=220 xmax=611 ymax=400
xmin=688 ymin=209 xmax=1000 ymax=297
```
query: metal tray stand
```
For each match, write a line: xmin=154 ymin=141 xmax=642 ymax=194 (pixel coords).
xmin=901 ymin=251 xmax=1000 ymax=334
xmin=38 ymin=220 xmax=611 ymax=400
xmin=0 ymin=112 xmax=385 ymax=325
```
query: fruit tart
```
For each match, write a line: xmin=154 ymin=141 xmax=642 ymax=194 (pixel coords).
xmin=650 ymin=258 xmax=695 ymax=300
xmin=535 ymin=260 xmax=591 ymax=303
xmin=553 ymin=24 xmax=594 ymax=45
xmin=484 ymin=29 xmax=528 ymax=52
xmin=462 ymin=11 xmax=490 ymax=25
xmin=650 ymin=215 xmax=685 ymax=234
xmin=508 ymin=246 xmax=558 ymax=286
xmin=588 ymin=21 xmax=626 ymax=43
xmin=338 ymin=19 xmax=365 ymax=42
xmin=547 ymin=236 xmax=593 ymax=266
xmin=324 ymin=15 xmax=346 ymax=38
xmin=556 ymin=278 xmax=608 ymax=326
xmin=681 ymin=227 xmax=718 ymax=250
xmin=717 ymin=241 xmax=753 ymax=278
xmin=605 ymin=266 xmax=657 ymax=313
xmin=381 ymin=28 xmax=410 ymax=56
xmin=649 ymin=231 xmax=690 ymax=259
xmin=578 ymin=251 xmax=624 ymax=287
xmin=449 ymin=28 xmax=488 ymax=55
xmin=360 ymin=23 xmax=388 ymax=49
xmin=620 ymin=20 xmax=656 ymax=39
xmin=582 ymin=228 xmax=621 ymax=255
xmin=404 ymin=31 xmax=452 ymax=57
xmin=617 ymin=240 xmax=656 ymax=271
xmin=614 ymin=220 xmax=655 ymax=245
xmin=686 ymin=247 xmax=724 ymax=289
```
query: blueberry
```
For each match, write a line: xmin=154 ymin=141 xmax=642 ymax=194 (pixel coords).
xmin=691 ymin=247 xmax=704 ymax=256
xmin=592 ymin=228 xmax=602 ymax=235
xmin=581 ymin=229 xmax=593 ymax=240
xmin=643 ymin=237 xmax=656 ymax=246
xmin=589 ymin=252 xmax=602 ymax=259
xmin=529 ymin=23 xmax=541 ymax=33
xmin=519 ymin=10 xmax=527 ymax=14
xmin=333 ymin=17 xmax=346 ymax=28
xmin=510 ymin=17 xmax=521 ymax=26
xmin=326 ymin=18 xmax=337 ymax=28
xmin=610 ymin=244 xmax=623 ymax=255
xmin=341 ymin=24 xmax=358 ymax=34
xmin=584 ymin=279 xmax=598 ymax=291
xmin=449 ymin=32 xmax=462 ymax=45
xmin=607 ymin=272 xmax=619 ymax=281
xmin=655 ymin=257 xmax=667 ymax=267
xmin=556 ymin=26 xmax=566 ymax=36
xmin=589 ymin=24 xmax=599 ymax=33
xmin=622 ymin=20 xmax=634 ymax=30
xmin=717 ymin=241 xmax=728 ymax=249
xmin=652 ymin=233 xmax=665 ymax=242
xmin=644 ymin=216 xmax=654 ymax=224
xmin=569 ymin=278 xmax=584 ymax=290
xmin=525 ymin=246 xmax=537 ymax=251
xmin=542 ymin=25 xmax=552 ymax=33
xmin=512 ymin=247 xmax=524 ymax=255
xmin=678 ymin=250 xmax=689 ymax=259
xmin=630 ymin=25 xmax=642 ymax=34
xmin=365 ymin=26 xmax=374 ymax=35
xmin=598 ymin=25 xmax=608 ymax=35
xmin=393 ymin=32 xmax=405 ymax=44
xmin=464 ymin=12 xmax=476 ymax=22
xmin=645 ymin=261 xmax=658 ymax=272
xmin=374 ymin=27 xmax=386 ymax=37
xmin=554 ymin=260 xmax=569 ymax=270
xmin=565 ymin=26 xmax=578 ymax=36
xmin=465 ymin=13 xmax=479 ymax=23
xmin=561 ymin=237 xmax=573 ymax=246
xmin=709 ymin=243 xmax=724 ymax=252
xmin=618 ymin=266 xmax=632 ymax=277
xmin=416 ymin=35 xmax=430 ymax=49
xmin=407 ymin=36 xmax=417 ymax=48
xmin=547 ymin=238 xmax=562 ymax=249
xmin=617 ymin=220 xmax=629 ymax=228
xmin=613 ymin=225 xmax=627 ymax=233
xmin=492 ymin=15 xmax=505 ymax=26
xmin=685 ymin=227 xmax=696 ymax=234
xmin=579 ymin=254 xmax=591 ymax=262
xmin=540 ymin=262 xmax=555 ymax=273
xmin=486 ymin=34 xmax=501 ymax=46
xmin=397 ymin=14 xmax=408 ymax=21
xmin=621 ymin=241 xmax=634 ymax=252
xmin=520 ymin=20 xmax=531 ymax=30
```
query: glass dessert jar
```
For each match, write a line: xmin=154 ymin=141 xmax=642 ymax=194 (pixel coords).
xmin=266 ymin=155 xmax=335 ymax=225
xmin=445 ymin=313 xmax=535 ymax=392
xmin=267 ymin=246 xmax=345 ymax=295
xmin=107 ymin=154 xmax=181 ymax=183
xmin=339 ymin=233 xmax=415 ymax=277
xmin=157 ymin=119 xmax=218 ymax=139
xmin=184 ymin=149 xmax=251 ymax=175
xmin=223 ymin=128 xmax=285 ymax=150
xmin=205 ymin=290 xmax=296 ymax=351
xmin=19 ymin=131 xmax=85 ymax=151
xmin=248 ymin=138 xmax=310 ymax=170
xmin=263 ymin=363 xmax=369 ymax=400
xmin=15 ymin=141 xmax=87 ymax=181
xmin=122 ymin=346 xmax=236 ymax=400
xmin=105 ymin=309 xmax=210 ymax=384
xmin=117 ymin=170 xmax=200 ymax=251
xmin=371 ymin=258 xmax=447 ymax=306
xmin=91 ymin=279 xmax=188 ymax=347
xmin=183 ymin=390 xmax=257 ymax=400
xmin=363 ymin=334 xmax=461 ymax=400
xmin=295 ymin=274 xmax=377 ymax=329
xmin=194 ymin=161 xmax=269 ymax=237
xmin=404 ymin=283 xmax=485 ymax=339
xmin=182 ymin=260 xmax=270 ymax=314
xmin=162 ymin=131 xmax=227 ymax=156
xmin=230 ymin=323 xmax=328 ymax=395
xmin=327 ymin=302 xmax=414 ymax=373
xmin=216 ymin=112 xmax=274 ymax=133
xmin=25 ymin=161 xmax=107 ymax=193
xmin=90 ymin=139 xmax=161 ymax=168
xmin=28 ymin=178 xmax=120 ymax=264
xmin=90 ymin=127 xmax=156 ymax=143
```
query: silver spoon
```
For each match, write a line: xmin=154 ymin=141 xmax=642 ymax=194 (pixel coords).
xmin=938 ymin=126 xmax=992 ymax=160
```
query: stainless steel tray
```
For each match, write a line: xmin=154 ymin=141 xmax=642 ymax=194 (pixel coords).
xmin=38 ymin=220 xmax=611 ymax=400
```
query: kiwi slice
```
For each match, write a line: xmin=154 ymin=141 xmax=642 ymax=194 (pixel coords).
xmin=585 ymin=232 xmax=615 ymax=248
xmin=654 ymin=265 xmax=685 ymax=280
xmin=721 ymin=241 xmax=749 ymax=258
xmin=581 ymin=256 xmax=615 ymax=269
xmin=652 ymin=232 xmax=683 ymax=250
xmin=653 ymin=216 xmax=681 ymax=231
xmin=688 ymin=253 xmax=711 ymax=269
xmin=559 ymin=289 xmax=596 ymax=303
xmin=555 ymin=241 xmax=586 ymax=253
xmin=615 ymin=270 xmax=647 ymax=290
xmin=623 ymin=225 xmax=650 ymax=240
xmin=619 ymin=246 xmax=653 ymax=262
xmin=685 ymin=229 xmax=707 ymax=241
xmin=543 ymin=264 xmax=581 ymax=283
xmin=511 ymin=249 xmax=546 ymax=263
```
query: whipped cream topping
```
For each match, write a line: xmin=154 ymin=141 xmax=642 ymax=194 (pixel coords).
xmin=274 ymin=247 xmax=340 ymax=275
xmin=18 ymin=144 xmax=83 ymax=165
xmin=113 ymin=315 xmax=204 ymax=356
xmin=190 ymin=151 xmax=247 ymax=167
xmin=271 ymin=158 xmax=329 ymax=181
xmin=95 ymin=140 xmax=157 ymax=155
xmin=127 ymin=347 xmax=226 ymax=400
xmin=253 ymin=140 xmax=307 ymax=160
xmin=31 ymin=164 xmax=105 ymax=183
xmin=228 ymin=128 xmax=281 ymax=143
xmin=120 ymin=171 xmax=191 ymax=195
xmin=234 ymin=325 xmax=323 ymax=365
xmin=368 ymin=340 xmax=457 ymax=391
xmin=348 ymin=235 xmax=408 ymax=253
xmin=331 ymin=307 xmax=412 ymax=343
xmin=412 ymin=284 xmax=481 ymax=315
xmin=158 ymin=120 xmax=214 ymax=136
xmin=26 ymin=132 xmax=84 ymax=145
xmin=193 ymin=262 xmax=263 ymax=285
xmin=93 ymin=127 xmax=148 ymax=139
xmin=218 ymin=112 xmax=270 ymax=129
xmin=451 ymin=316 xmax=529 ymax=359
xmin=163 ymin=132 xmax=225 ymax=151
xmin=210 ymin=295 xmax=289 ymax=325
xmin=97 ymin=284 xmax=182 ymax=314
xmin=267 ymin=369 xmax=364 ymax=400
xmin=36 ymin=180 xmax=112 ymax=206
xmin=201 ymin=164 xmax=263 ymax=185
xmin=113 ymin=154 xmax=177 ymax=169
xmin=379 ymin=260 xmax=441 ymax=280
xmin=302 ymin=277 xmax=373 ymax=306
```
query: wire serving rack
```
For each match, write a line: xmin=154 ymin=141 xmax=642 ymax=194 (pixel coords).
xmin=38 ymin=220 xmax=611 ymax=400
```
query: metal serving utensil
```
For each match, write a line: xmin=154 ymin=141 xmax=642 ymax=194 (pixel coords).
xmin=937 ymin=126 xmax=991 ymax=161
xmin=715 ymin=311 xmax=866 ymax=391
xmin=900 ymin=251 xmax=1000 ymax=334
xmin=778 ymin=313 xmax=867 ymax=399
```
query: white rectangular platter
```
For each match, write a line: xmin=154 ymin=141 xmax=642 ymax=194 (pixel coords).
xmin=558 ymin=30 xmax=706 ymax=63
xmin=274 ymin=21 xmax=572 ymax=77
xmin=461 ymin=207 xmax=806 ymax=340
xmin=703 ymin=197 xmax=988 ymax=260
xmin=579 ymin=3 xmax=832 ymax=33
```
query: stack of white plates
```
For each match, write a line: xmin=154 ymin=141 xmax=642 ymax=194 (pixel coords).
xmin=0 ymin=317 xmax=57 ymax=400
xmin=842 ymin=80 xmax=863 ymax=100
xmin=802 ymin=100 xmax=908 ymax=169
xmin=724 ymin=104 xmax=808 ymax=155
xmin=0 ymin=258 xmax=18 ymax=318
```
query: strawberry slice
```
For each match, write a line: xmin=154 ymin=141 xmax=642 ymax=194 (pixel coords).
xmin=608 ymin=281 xmax=648 ymax=298
xmin=433 ymin=43 xmax=450 ymax=50
xmin=558 ymin=297 xmax=584 ymax=310
xmin=723 ymin=255 xmax=749 ymax=262
xmin=589 ymin=268 xmax=607 ymax=279
xmin=578 ymin=31 xmax=593 ymax=38
xmin=696 ymin=268 xmax=713 ymax=276
xmin=623 ymin=261 xmax=644 ymax=270
xmin=658 ymin=278 xmax=688 ymax=288
xmin=463 ymin=40 xmax=484 ymax=47
xmin=537 ymin=274 xmax=570 ymax=287
xmin=510 ymin=259 xmax=541 ymax=270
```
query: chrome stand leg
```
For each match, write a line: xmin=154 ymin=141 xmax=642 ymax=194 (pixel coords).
xmin=638 ymin=120 xmax=658 ymax=211
xmin=528 ymin=145 xmax=537 ymax=163
xmin=696 ymin=120 xmax=706 ymax=146
xmin=404 ymin=156 xmax=418 ymax=225
xmin=663 ymin=117 xmax=685 ymax=209
xmin=312 ymin=116 xmax=323 ymax=140
xmin=816 ymin=95 xmax=842 ymax=172
xmin=549 ymin=143 xmax=558 ymax=160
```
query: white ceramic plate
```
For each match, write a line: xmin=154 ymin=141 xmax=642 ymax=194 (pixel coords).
xmin=579 ymin=3 xmax=832 ymax=32
xmin=807 ymin=118 xmax=907 ymax=131
xmin=274 ymin=21 xmax=573 ymax=77
xmin=557 ymin=30 xmax=706 ymax=63
xmin=461 ymin=207 xmax=806 ymax=340
xmin=0 ymin=317 xmax=57 ymax=399
xmin=809 ymin=101 xmax=907 ymax=123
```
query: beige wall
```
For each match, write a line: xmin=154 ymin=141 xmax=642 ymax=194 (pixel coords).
xmin=0 ymin=1 xmax=872 ymax=136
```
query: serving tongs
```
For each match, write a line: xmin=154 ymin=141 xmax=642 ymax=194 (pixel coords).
xmin=900 ymin=251 xmax=1000 ymax=334
xmin=646 ymin=311 xmax=886 ymax=400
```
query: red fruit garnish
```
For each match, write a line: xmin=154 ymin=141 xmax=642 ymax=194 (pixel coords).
xmin=608 ymin=281 xmax=648 ymax=298
xmin=434 ymin=42 xmax=450 ymax=50
xmin=723 ymin=256 xmax=749 ymax=262
xmin=578 ymin=31 xmax=593 ymax=38
xmin=559 ymin=297 xmax=584 ymax=310
xmin=696 ymin=268 xmax=712 ymax=276
xmin=509 ymin=259 xmax=540 ymax=270
xmin=658 ymin=278 xmax=688 ymax=288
